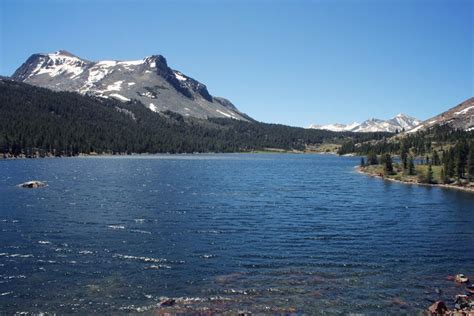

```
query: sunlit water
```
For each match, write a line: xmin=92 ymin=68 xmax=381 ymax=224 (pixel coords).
xmin=1 ymin=154 xmax=473 ymax=313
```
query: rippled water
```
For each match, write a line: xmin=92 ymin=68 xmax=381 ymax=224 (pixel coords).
xmin=0 ymin=154 xmax=473 ymax=314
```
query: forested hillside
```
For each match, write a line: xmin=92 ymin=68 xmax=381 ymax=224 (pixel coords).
xmin=340 ymin=124 xmax=474 ymax=184
xmin=0 ymin=80 xmax=390 ymax=157
xmin=338 ymin=125 xmax=473 ymax=156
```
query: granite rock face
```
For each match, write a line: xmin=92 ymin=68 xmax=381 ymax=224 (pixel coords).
xmin=12 ymin=51 xmax=251 ymax=121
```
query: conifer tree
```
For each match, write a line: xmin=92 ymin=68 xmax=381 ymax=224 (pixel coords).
xmin=427 ymin=164 xmax=433 ymax=184
xmin=367 ymin=151 xmax=378 ymax=165
xmin=440 ymin=167 xmax=448 ymax=184
xmin=401 ymin=152 xmax=408 ymax=170
xmin=442 ymin=155 xmax=450 ymax=183
xmin=448 ymin=148 xmax=455 ymax=178
xmin=401 ymin=149 xmax=408 ymax=170
xmin=432 ymin=150 xmax=440 ymax=165
xmin=384 ymin=153 xmax=394 ymax=175
xmin=408 ymin=156 xmax=416 ymax=175
xmin=455 ymin=144 xmax=464 ymax=179
xmin=468 ymin=142 xmax=474 ymax=181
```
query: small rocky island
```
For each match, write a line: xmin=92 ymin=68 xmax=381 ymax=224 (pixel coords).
xmin=17 ymin=180 xmax=47 ymax=188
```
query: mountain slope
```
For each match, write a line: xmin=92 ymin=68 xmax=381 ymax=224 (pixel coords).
xmin=406 ymin=97 xmax=474 ymax=133
xmin=309 ymin=114 xmax=421 ymax=133
xmin=12 ymin=50 xmax=250 ymax=121
xmin=1 ymin=79 xmax=391 ymax=156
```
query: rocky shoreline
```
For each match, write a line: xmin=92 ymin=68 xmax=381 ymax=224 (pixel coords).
xmin=427 ymin=274 xmax=474 ymax=315
xmin=357 ymin=166 xmax=474 ymax=194
xmin=2 ymin=150 xmax=339 ymax=160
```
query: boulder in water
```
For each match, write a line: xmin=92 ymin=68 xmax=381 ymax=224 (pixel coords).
xmin=18 ymin=181 xmax=47 ymax=189
xmin=455 ymin=274 xmax=469 ymax=283
xmin=160 ymin=298 xmax=175 ymax=307
xmin=467 ymin=284 xmax=474 ymax=295
xmin=427 ymin=301 xmax=447 ymax=314
xmin=454 ymin=295 xmax=470 ymax=310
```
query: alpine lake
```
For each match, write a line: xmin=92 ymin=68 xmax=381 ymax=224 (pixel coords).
xmin=1 ymin=154 xmax=473 ymax=314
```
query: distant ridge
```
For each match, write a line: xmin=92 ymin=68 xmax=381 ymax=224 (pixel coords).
xmin=309 ymin=113 xmax=421 ymax=133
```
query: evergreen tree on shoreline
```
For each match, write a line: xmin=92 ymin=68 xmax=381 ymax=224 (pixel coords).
xmin=441 ymin=167 xmax=448 ymax=184
xmin=367 ymin=151 xmax=378 ymax=165
xmin=468 ymin=142 xmax=474 ymax=181
xmin=427 ymin=164 xmax=434 ymax=184
xmin=432 ymin=150 xmax=440 ymax=165
xmin=401 ymin=149 xmax=408 ymax=170
xmin=383 ymin=153 xmax=394 ymax=175
xmin=447 ymin=148 xmax=455 ymax=178
xmin=408 ymin=156 xmax=416 ymax=175
xmin=442 ymin=155 xmax=450 ymax=183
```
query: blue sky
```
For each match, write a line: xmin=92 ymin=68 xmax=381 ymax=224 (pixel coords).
xmin=1 ymin=0 xmax=472 ymax=127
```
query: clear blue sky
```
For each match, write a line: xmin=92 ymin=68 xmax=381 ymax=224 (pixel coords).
xmin=1 ymin=0 xmax=472 ymax=127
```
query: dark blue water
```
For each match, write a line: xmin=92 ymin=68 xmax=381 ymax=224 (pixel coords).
xmin=1 ymin=154 xmax=473 ymax=313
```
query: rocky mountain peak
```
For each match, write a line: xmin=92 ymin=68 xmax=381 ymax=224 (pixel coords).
xmin=144 ymin=55 xmax=168 ymax=68
xmin=53 ymin=50 xmax=80 ymax=58
xmin=11 ymin=51 xmax=250 ymax=121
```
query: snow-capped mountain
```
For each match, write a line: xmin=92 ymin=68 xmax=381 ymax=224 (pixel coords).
xmin=308 ymin=122 xmax=360 ymax=132
xmin=406 ymin=97 xmax=474 ymax=133
xmin=309 ymin=114 xmax=421 ymax=133
xmin=12 ymin=50 xmax=250 ymax=120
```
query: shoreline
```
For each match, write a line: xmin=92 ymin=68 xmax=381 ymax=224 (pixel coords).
xmin=1 ymin=150 xmax=343 ymax=160
xmin=356 ymin=166 xmax=474 ymax=194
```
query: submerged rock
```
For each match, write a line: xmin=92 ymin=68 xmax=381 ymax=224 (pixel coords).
xmin=467 ymin=284 xmax=474 ymax=295
xmin=17 ymin=181 xmax=47 ymax=188
xmin=427 ymin=301 xmax=448 ymax=314
xmin=160 ymin=298 xmax=175 ymax=307
xmin=455 ymin=274 xmax=469 ymax=284
xmin=428 ymin=275 xmax=474 ymax=314
xmin=454 ymin=295 xmax=470 ymax=310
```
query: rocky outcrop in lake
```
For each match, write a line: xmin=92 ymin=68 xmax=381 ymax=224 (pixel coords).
xmin=18 ymin=181 xmax=47 ymax=188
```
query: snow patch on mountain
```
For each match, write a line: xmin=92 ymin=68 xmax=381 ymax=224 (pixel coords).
xmin=106 ymin=80 xmax=123 ymax=91
xmin=110 ymin=93 xmax=130 ymax=102
xmin=454 ymin=105 xmax=474 ymax=116
xmin=309 ymin=123 xmax=355 ymax=132
xmin=118 ymin=60 xmax=144 ymax=66
xmin=216 ymin=109 xmax=238 ymax=119
xmin=174 ymin=71 xmax=187 ymax=81
xmin=32 ymin=51 xmax=87 ymax=79
xmin=149 ymin=103 xmax=158 ymax=112
xmin=406 ymin=124 xmax=424 ymax=133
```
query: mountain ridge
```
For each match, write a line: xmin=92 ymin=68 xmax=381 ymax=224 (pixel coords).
xmin=405 ymin=97 xmax=474 ymax=133
xmin=309 ymin=113 xmax=421 ymax=133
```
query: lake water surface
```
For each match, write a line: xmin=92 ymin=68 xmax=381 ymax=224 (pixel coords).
xmin=1 ymin=154 xmax=473 ymax=313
